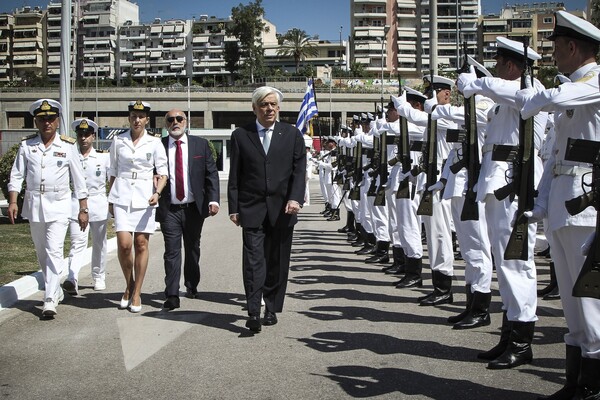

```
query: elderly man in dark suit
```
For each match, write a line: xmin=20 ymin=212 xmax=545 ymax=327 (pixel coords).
xmin=156 ymin=109 xmax=220 ymax=310
xmin=228 ymin=86 xmax=307 ymax=333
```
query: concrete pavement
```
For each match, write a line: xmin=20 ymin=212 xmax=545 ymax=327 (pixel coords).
xmin=0 ymin=181 xmax=566 ymax=399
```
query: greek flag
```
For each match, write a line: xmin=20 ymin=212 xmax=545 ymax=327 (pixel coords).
xmin=296 ymin=78 xmax=318 ymax=134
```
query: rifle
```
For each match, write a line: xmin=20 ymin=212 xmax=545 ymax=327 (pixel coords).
xmin=491 ymin=37 xmax=536 ymax=261
xmin=394 ymin=83 xmax=413 ymax=200
xmin=348 ymin=141 xmax=362 ymax=201
xmin=564 ymin=137 xmax=600 ymax=299
xmin=374 ymin=130 xmax=388 ymax=206
xmin=416 ymin=69 xmax=438 ymax=216
xmin=341 ymin=140 xmax=354 ymax=190
xmin=367 ymin=137 xmax=380 ymax=197
xmin=448 ymin=41 xmax=481 ymax=221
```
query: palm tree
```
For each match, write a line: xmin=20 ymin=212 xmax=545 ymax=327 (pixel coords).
xmin=277 ymin=28 xmax=319 ymax=72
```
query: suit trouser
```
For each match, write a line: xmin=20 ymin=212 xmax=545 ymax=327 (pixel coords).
xmin=68 ymin=219 xmax=108 ymax=282
xmin=162 ymin=205 xmax=204 ymax=297
xmin=395 ymin=191 xmax=423 ymax=259
xmin=30 ymin=220 xmax=68 ymax=302
xmin=484 ymin=194 xmax=537 ymax=322
xmin=450 ymin=196 xmax=493 ymax=293
xmin=421 ymin=194 xmax=454 ymax=276
xmin=386 ymin=190 xmax=401 ymax=246
xmin=551 ymin=226 xmax=600 ymax=359
xmin=242 ymin=223 xmax=294 ymax=315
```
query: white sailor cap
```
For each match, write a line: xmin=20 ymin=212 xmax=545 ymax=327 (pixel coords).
xmin=29 ymin=99 xmax=62 ymax=117
xmin=72 ymin=118 xmax=99 ymax=134
xmin=494 ymin=36 xmax=541 ymax=62
xmin=404 ymin=87 xmax=427 ymax=103
xmin=423 ymin=75 xmax=454 ymax=91
xmin=303 ymin=134 xmax=313 ymax=148
xmin=340 ymin=124 xmax=348 ymax=131
xmin=548 ymin=10 xmax=600 ymax=44
xmin=128 ymin=100 xmax=151 ymax=113
xmin=467 ymin=55 xmax=493 ymax=78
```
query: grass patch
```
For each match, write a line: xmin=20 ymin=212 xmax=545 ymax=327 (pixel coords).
xmin=0 ymin=217 xmax=116 ymax=286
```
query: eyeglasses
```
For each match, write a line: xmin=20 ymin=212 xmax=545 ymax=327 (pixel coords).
xmin=36 ymin=115 xmax=58 ymax=122
xmin=166 ymin=116 xmax=186 ymax=123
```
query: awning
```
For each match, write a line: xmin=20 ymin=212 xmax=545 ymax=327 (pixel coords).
xmin=174 ymin=25 xmax=184 ymax=33
xmin=162 ymin=25 xmax=175 ymax=33
xmin=193 ymin=36 xmax=209 ymax=44
xmin=13 ymin=42 xmax=35 ymax=48
xmin=150 ymin=51 xmax=161 ymax=58
xmin=163 ymin=38 xmax=175 ymax=44
xmin=14 ymin=54 xmax=37 ymax=61
xmin=150 ymin=26 xmax=161 ymax=33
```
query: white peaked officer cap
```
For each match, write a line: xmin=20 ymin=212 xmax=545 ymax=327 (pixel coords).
xmin=548 ymin=10 xmax=600 ymax=44
xmin=72 ymin=118 xmax=99 ymax=134
xmin=423 ymin=75 xmax=455 ymax=91
xmin=29 ymin=99 xmax=62 ymax=116
xmin=467 ymin=55 xmax=493 ymax=78
xmin=404 ymin=87 xmax=427 ymax=103
xmin=495 ymin=37 xmax=541 ymax=62
xmin=128 ymin=100 xmax=152 ymax=113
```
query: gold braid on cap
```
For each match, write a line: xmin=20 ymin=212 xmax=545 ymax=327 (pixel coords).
xmin=40 ymin=100 xmax=51 ymax=112
xmin=78 ymin=120 xmax=89 ymax=130
xmin=132 ymin=100 xmax=145 ymax=111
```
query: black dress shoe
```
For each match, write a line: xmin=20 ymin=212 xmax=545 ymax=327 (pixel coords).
xmin=395 ymin=274 xmax=423 ymax=289
xmin=245 ymin=315 xmax=262 ymax=333
xmin=263 ymin=311 xmax=278 ymax=326
xmin=163 ymin=296 xmax=180 ymax=310
xmin=185 ymin=288 xmax=199 ymax=299
xmin=419 ymin=290 xmax=453 ymax=306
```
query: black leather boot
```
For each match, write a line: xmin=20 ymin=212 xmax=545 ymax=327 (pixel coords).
xmin=574 ymin=357 xmax=600 ymax=400
xmin=453 ymin=291 xmax=491 ymax=329
xmin=320 ymin=202 xmax=330 ymax=215
xmin=537 ymin=345 xmax=580 ymax=400
xmin=419 ymin=270 xmax=454 ymax=306
xmin=487 ymin=321 xmax=534 ymax=369
xmin=366 ymin=241 xmax=390 ymax=264
xmin=395 ymin=257 xmax=423 ymax=288
xmin=539 ymin=262 xmax=560 ymax=300
xmin=447 ymin=284 xmax=473 ymax=324
xmin=338 ymin=210 xmax=355 ymax=233
xmin=355 ymin=233 xmax=376 ymax=255
xmin=383 ymin=246 xmax=406 ymax=273
xmin=327 ymin=208 xmax=340 ymax=221
xmin=351 ymin=225 xmax=367 ymax=247
xmin=347 ymin=222 xmax=361 ymax=242
xmin=478 ymin=311 xmax=511 ymax=360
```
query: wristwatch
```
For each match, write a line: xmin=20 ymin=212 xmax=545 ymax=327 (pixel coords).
xmin=79 ymin=208 xmax=89 ymax=214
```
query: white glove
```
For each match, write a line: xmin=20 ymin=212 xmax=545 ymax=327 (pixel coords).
xmin=522 ymin=205 xmax=547 ymax=224
xmin=457 ymin=66 xmax=477 ymax=95
xmin=424 ymin=96 xmax=438 ymax=114
xmin=392 ymin=92 xmax=407 ymax=109
xmin=582 ymin=232 xmax=595 ymax=256
xmin=428 ymin=180 xmax=444 ymax=193
xmin=375 ymin=117 xmax=386 ymax=131
xmin=516 ymin=87 xmax=537 ymax=119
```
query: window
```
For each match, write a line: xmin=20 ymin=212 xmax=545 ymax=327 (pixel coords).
xmin=543 ymin=17 xmax=553 ymax=24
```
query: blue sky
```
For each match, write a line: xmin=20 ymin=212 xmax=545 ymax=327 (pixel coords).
xmin=0 ymin=0 xmax=590 ymax=41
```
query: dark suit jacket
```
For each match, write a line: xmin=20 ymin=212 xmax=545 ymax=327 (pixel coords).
xmin=156 ymin=134 xmax=220 ymax=221
xmin=227 ymin=121 xmax=307 ymax=228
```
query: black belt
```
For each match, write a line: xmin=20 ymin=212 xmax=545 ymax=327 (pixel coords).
xmin=170 ymin=202 xmax=195 ymax=209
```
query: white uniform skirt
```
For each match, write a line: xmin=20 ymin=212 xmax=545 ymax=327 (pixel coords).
xmin=113 ymin=204 xmax=156 ymax=234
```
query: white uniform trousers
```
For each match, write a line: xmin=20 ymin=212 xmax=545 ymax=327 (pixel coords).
xmin=371 ymin=194 xmax=390 ymax=242
xmin=395 ymin=192 xmax=423 ymax=259
xmin=342 ymin=188 xmax=352 ymax=210
xmin=319 ymin=170 xmax=328 ymax=204
xmin=30 ymin=220 xmax=69 ymax=302
xmin=67 ymin=219 xmax=108 ymax=283
xmin=551 ymin=226 xmax=600 ymax=359
xmin=421 ymin=194 xmax=454 ymax=276
xmin=386 ymin=190 xmax=401 ymax=246
xmin=484 ymin=194 xmax=538 ymax=322
xmin=358 ymin=175 xmax=374 ymax=233
xmin=326 ymin=182 xmax=342 ymax=210
xmin=451 ymin=196 xmax=493 ymax=293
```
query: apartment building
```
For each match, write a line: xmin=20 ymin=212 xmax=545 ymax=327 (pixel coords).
xmin=46 ymin=1 xmax=78 ymax=83
xmin=0 ymin=14 xmax=14 ymax=83
xmin=12 ymin=6 xmax=45 ymax=82
xmin=351 ymin=0 xmax=480 ymax=79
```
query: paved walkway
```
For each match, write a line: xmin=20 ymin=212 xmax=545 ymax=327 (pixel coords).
xmin=0 ymin=181 xmax=566 ymax=399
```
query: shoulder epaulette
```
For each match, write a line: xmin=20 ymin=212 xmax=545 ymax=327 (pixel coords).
xmin=96 ymin=149 xmax=109 ymax=153
xmin=22 ymin=133 xmax=37 ymax=141
xmin=147 ymin=131 xmax=162 ymax=138
xmin=60 ymin=135 xmax=76 ymax=144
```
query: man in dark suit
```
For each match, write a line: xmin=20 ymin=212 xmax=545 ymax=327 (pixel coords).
xmin=156 ymin=109 xmax=220 ymax=310
xmin=228 ymin=86 xmax=307 ymax=333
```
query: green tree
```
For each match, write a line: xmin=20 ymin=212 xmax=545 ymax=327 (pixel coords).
xmin=224 ymin=41 xmax=241 ymax=81
xmin=276 ymin=28 xmax=318 ymax=72
xmin=537 ymin=65 xmax=560 ymax=89
xmin=226 ymin=0 xmax=268 ymax=83
xmin=349 ymin=61 xmax=366 ymax=77
xmin=0 ymin=144 xmax=24 ymax=218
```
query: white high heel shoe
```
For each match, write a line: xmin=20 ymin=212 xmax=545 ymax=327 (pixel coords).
xmin=119 ymin=296 xmax=131 ymax=309
xmin=129 ymin=297 xmax=142 ymax=313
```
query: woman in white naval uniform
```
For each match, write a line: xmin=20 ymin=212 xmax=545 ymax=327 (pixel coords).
xmin=108 ymin=101 xmax=168 ymax=313
xmin=63 ymin=119 xmax=110 ymax=296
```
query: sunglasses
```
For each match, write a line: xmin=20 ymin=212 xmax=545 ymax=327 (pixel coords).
xmin=166 ymin=116 xmax=186 ymax=123
xmin=36 ymin=115 xmax=58 ymax=122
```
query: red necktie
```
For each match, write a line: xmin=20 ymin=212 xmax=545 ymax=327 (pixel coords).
xmin=175 ymin=140 xmax=184 ymax=201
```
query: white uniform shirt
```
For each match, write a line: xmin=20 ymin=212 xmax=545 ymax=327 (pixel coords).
xmin=108 ymin=130 xmax=168 ymax=208
xmin=461 ymin=76 xmax=548 ymax=202
xmin=523 ymin=63 xmax=600 ymax=231
xmin=70 ymin=148 xmax=110 ymax=222
xmin=9 ymin=133 xmax=88 ymax=223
